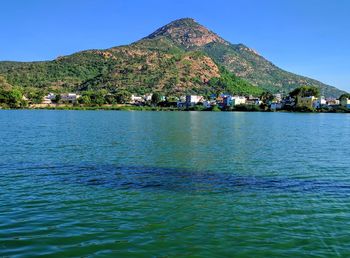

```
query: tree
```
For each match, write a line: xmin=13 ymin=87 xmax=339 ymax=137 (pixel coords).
xmin=260 ymin=92 xmax=274 ymax=104
xmin=289 ymin=86 xmax=320 ymax=98
xmin=91 ymin=90 xmax=106 ymax=106
xmin=105 ymin=94 xmax=117 ymax=104
xmin=339 ymin=93 xmax=350 ymax=100
xmin=24 ymin=87 xmax=45 ymax=104
xmin=53 ymin=94 xmax=61 ymax=103
xmin=151 ymin=92 xmax=162 ymax=105
xmin=80 ymin=90 xmax=107 ymax=106
xmin=0 ymin=88 xmax=25 ymax=108
xmin=79 ymin=95 xmax=91 ymax=105
xmin=0 ymin=76 xmax=13 ymax=91
xmin=116 ymin=90 xmax=131 ymax=104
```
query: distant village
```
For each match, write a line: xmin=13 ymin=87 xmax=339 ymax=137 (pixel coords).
xmin=34 ymin=88 xmax=350 ymax=112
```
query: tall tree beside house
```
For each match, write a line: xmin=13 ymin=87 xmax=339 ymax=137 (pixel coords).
xmin=259 ymin=91 xmax=275 ymax=110
xmin=260 ymin=92 xmax=274 ymax=103
xmin=151 ymin=92 xmax=162 ymax=105
xmin=289 ymin=86 xmax=320 ymax=98
xmin=23 ymin=87 xmax=45 ymax=104
xmin=339 ymin=93 xmax=350 ymax=108
xmin=115 ymin=90 xmax=131 ymax=104
xmin=339 ymin=93 xmax=350 ymax=100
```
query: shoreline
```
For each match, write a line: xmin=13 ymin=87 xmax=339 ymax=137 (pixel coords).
xmin=1 ymin=105 xmax=349 ymax=113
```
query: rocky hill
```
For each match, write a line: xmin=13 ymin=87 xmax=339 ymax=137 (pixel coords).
xmin=0 ymin=18 xmax=345 ymax=97
xmin=143 ymin=18 xmax=343 ymax=97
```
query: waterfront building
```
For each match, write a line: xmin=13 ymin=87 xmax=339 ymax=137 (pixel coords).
xmin=326 ymin=98 xmax=340 ymax=107
xmin=340 ymin=96 xmax=350 ymax=109
xmin=273 ymin=93 xmax=282 ymax=102
xmin=185 ymin=95 xmax=204 ymax=108
xmin=61 ymin=93 xmax=80 ymax=103
xmin=246 ymin=96 xmax=261 ymax=105
xmin=131 ymin=95 xmax=144 ymax=104
xmin=42 ymin=93 xmax=56 ymax=104
xmin=312 ymin=96 xmax=327 ymax=109
xmin=232 ymin=96 xmax=247 ymax=106
xmin=144 ymin=94 xmax=153 ymax=102
xmin=296 ymin=96 xmax=318 ymax=109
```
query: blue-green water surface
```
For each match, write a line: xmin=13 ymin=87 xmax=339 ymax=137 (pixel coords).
xmin=1 ymin=110 xmax=350 ymax=257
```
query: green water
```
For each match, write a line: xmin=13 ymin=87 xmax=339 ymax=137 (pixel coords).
xmin=1 ymin=110 xmax=350 ymax=257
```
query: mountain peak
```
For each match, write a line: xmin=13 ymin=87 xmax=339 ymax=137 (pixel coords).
xmin=145 ymin=18 xmax=227 ymax=49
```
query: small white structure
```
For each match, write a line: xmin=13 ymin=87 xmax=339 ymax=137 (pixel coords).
xmin=273 ymin=93 xmax=282 ymax=102
xmin=42 ymin=93 xmax=56 ymax=104
xmin=246 ymin=95 xmax=261 ymax=105
xmin=61 ymin=93 xmax=80 ymax=103
xmin=313 ymin=97 xmax=327 ymax=109
xmin=326 ymin=98 xmax=340 ymax=106
xmin=131 ymin=95 xmax=144 ymax=104
xmin=185 ymin=95 xmax=204 ymax=107
xmin=232 ymin=96 xmax=247 ymax=106
xmin=143 ymin=94 xmax=153 ymax=102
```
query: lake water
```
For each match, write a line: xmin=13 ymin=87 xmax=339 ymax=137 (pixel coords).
xmin=1 ymin=110 xmax=350 ymax=257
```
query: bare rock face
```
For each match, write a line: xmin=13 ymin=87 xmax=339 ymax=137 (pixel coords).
xmin=145 ymin=18 xmax=228 ymax=49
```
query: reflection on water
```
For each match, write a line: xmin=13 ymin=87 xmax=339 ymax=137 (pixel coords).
xmin=9 ymin=162 xmax=350 ymax=196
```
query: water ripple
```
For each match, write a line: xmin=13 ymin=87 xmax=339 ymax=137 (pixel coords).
xmin=3 ymin=162 xmax=350 ymax=196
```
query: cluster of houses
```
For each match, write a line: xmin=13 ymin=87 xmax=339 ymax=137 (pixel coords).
xmin=42 ymin=93 xmax=80 ymax=104
xmin=40 ymin=92 xmax=350 ymax=111
xmin=176 ymin=94 xmax=262 ymax=109
xmin=130 ymin=94 xmax=161 ymax=104
xmin=174 ymin=93 xmax=350 ymax=110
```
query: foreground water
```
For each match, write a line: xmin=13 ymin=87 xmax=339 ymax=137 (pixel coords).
xmin=1 ymin=110 xmax=350 ymax=257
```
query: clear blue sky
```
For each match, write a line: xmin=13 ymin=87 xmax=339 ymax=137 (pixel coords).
xmin=1 ymin=0 xmax=349 ymax=91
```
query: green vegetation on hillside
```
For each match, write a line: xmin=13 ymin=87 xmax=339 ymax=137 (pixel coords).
xmin=208 ymin=67 xmax=263 ymax=96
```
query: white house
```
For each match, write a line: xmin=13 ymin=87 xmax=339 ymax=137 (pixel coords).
xmin=273 ymin=93 xmax=282 ymax=102
xmin=326 ymin=98 xmax=340 ymax=107
xmin=246 ymin=96 xmax=262 ymax=105
xmin=185 ymin=95 xmax=204 ymax=107
xmin=42 ymin=93 xmax=56 ymax=104
xmin=143 ymin=94 xmax=153 ymax=102
xmin=232 ymin=96 xmax=247 ymax=106
xmin=61 ymin=93 xmax=80 ymax=103
xmin=131 ymin=94 xmax=144 ymax=104
xmin=313 ymin=97 xmax=327 ymax=109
